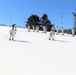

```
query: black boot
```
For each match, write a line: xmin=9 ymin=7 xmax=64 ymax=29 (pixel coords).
xmin=49 ymin=38 xmax=51 ymax=40
xmin=12 ymin=38 xmax=14 ymax=41
xmin=73 ymin=35 xmax=74 ymax=37
xmin=9 ymin=38 xmax=11 ymax=41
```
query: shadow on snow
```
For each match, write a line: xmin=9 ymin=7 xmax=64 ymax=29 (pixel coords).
xmin=54 ymin=40 xmax=69 ymax=43
xmin=14 ymin=40 xmax=31 ymax=43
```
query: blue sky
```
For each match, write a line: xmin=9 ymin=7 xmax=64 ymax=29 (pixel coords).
xmin=0 ymin=0 xmax=76 ymax=29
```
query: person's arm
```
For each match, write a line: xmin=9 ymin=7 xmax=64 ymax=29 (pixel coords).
xmin=14 ymin=30 xmax=16 ymax=34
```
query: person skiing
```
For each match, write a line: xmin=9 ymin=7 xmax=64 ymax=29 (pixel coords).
xmin=27 ymin=24 xmax=30 ymax=32
xmin=56 ymin=26 xmax=59 ymax=35
xmin=36 ymin=26 xmax=39 ymax=32
xmin=61 ymin=27 xmax=64 ymax=35
xmin=71 ymin=28 xmax=75 ymax=37
xmin=49 ymin=26 xmax=55 ymax=40
xmin=32 ymin=25 xmax=35 ymax=32
xmin=9 ymin=27 xmax=16 ymax=41
xmin=42 ymin=26 xmax=47 ymax=33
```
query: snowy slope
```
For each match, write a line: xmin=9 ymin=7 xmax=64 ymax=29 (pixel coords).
xmin=0 ymin=26 xmax=76 ymax=75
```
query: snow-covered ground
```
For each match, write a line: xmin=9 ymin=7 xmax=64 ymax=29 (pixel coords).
xmin=0 ymin=26 xmax=76 ymax=75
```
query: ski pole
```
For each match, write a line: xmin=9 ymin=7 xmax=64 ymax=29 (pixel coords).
xmin=3 ymin=34 xmax=9 ymax=40
xmin=45 ymin=35 xmax=49 ymax=40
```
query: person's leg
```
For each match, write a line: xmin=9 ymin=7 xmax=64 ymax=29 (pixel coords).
xmin=9 ymin=34 xmax=11 ymax=40
xmin=52 ymin=35 xmax=54 ymax=40
xmin=49 ymin=33 xmax=52 ymax=40
xmin=73 ymin=33 xmax=74 ymax=37
xmin=12 ymin=35 xmax=14 ymax=40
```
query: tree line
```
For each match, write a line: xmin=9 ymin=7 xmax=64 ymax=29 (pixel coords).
xmin=26 ymin=13 xmax=54 ymax=31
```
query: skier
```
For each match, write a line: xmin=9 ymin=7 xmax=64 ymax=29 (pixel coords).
xmin=28 ymin=25 xmax=30 ymax=32
xmin=36 ymin=26 xmax=39 ymax=32
xmin=56 ymin=26 xmax=59 ymax=35
xmin=9 ymin=27 xmax=16 ymax=41
xmin=44 ymin=26 xmax=47 ymax=33
xmin=71 ymin=28 xmax=75 ymax=37
xmin=49 ymin=26 xmax=55 ymax=40
xmin=42 ymin=26 xmax=45 ymax=33
xmin=32 ymin=25 xmax=35 ymax=32
xmin=61 ymin=27 xmax=64 ymax=35
xmin=42 ymin=26 xmax=47 ymax=33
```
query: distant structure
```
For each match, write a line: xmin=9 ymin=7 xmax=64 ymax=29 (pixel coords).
xmin=10 ymin=16 xmax=12 ymax=26
xmin=60 ymin=13 xmax=63 ymax=24
xmin=73 ymin=9 xmax=76 ymax=29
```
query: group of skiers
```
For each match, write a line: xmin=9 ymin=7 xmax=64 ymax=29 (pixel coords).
xmin=49 ymin=26 xmax=75 ymax=40
xmin=9 ymin=24 xmax=75 ymax=41
xmin=27 ymin=25 xmax=39 ymax=32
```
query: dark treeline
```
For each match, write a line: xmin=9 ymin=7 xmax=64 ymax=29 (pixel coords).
xmin=26 ymin=13 xmax=54 ymax=31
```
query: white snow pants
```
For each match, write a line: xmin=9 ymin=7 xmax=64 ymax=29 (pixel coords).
xmin=9 ymin=33 xmax=14 ymax=40
xmin=49 ymin=32 xmax=54 ymax=40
